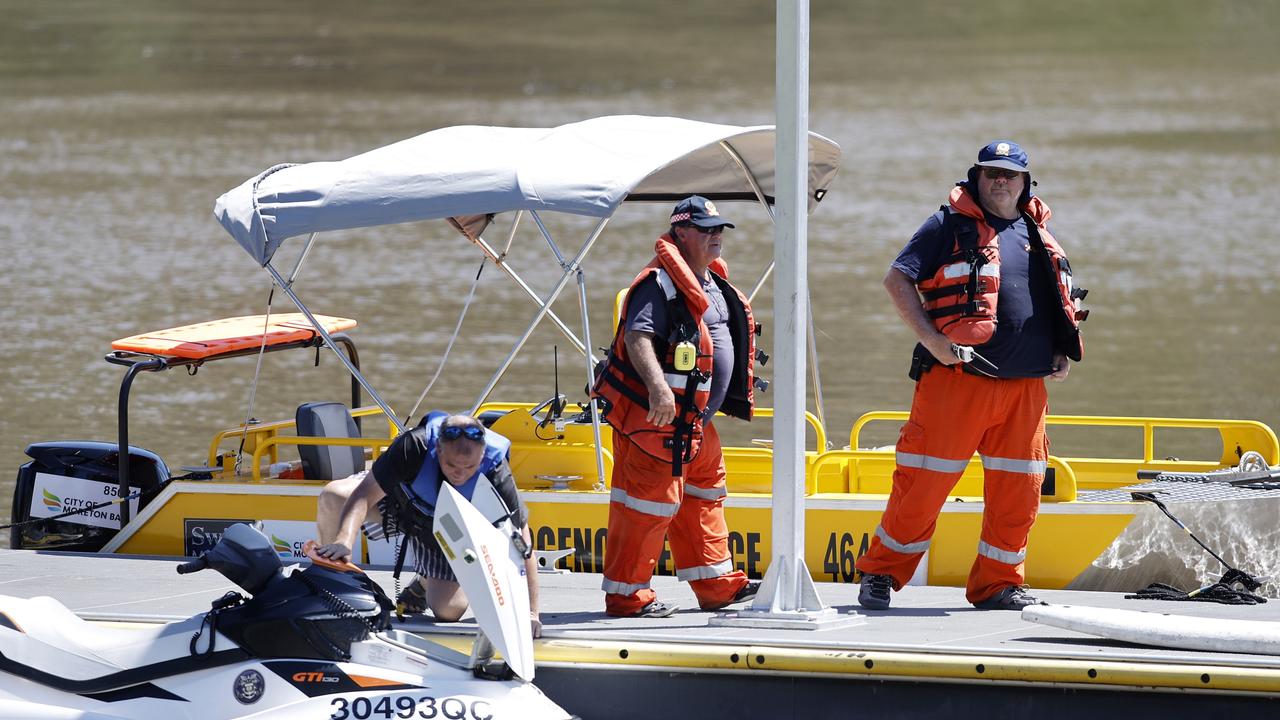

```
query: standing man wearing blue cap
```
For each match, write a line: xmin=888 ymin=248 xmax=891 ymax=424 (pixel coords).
xmin=855 ymin=141 xmax=1089 ymax=611
xmin=592 ymin=195 xmax=764 ymax=617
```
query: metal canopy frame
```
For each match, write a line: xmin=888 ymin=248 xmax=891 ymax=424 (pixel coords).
xmin=104 ymin=332 xmax=362 ymax=525
xmin=260 ymin=137 xmax=831 ymax=490
xmin=211 ymin=113 xmax=844 ymax=629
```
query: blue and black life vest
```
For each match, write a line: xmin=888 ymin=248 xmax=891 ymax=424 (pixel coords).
xmin=406 ymin=411 xmax=511 ymax=510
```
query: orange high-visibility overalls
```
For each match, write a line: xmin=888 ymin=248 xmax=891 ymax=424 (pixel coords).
xmin=593 ymin=235 xmax=757 ymax=615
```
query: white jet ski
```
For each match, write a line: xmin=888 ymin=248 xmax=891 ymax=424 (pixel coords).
xmin=0 ymin=523 xmax=574 ymax=720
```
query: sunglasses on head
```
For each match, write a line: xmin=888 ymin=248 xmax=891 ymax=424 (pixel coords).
xmin=440 ymin=424 xmax=484 ymax=441
xmin=981 ymin=167 xmax=1022 ymax=180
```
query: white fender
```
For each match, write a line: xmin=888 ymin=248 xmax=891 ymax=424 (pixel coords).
xmin=1022 ymin=604 xmax=1280 ymax=656
xmin=433 ymin=482 xmax=535 ymax=680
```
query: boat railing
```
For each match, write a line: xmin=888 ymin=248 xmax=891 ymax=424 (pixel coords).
xmin=206 ymin=405 xmax=398 ymax=480
xmin=482 ymin=404 xmax=614 ymax=491
xmin=197 ymin=403 xmax=1273 ymax=494
xmin=807 ymin=450 xmax=1079 ymax=502
xmin=477 ymin=402 xmax=829 ymax=493
xmin=849 ymin=411 xmax=1279 ymax=490
xmin=744 ymin=407 xmax=829 ymax=454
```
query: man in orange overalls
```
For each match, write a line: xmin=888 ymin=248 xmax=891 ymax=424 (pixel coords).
xmin=592 ymin=196 xmax=763 ymax=617
xmin=855 ymin=141 xmax=1087 ymax=610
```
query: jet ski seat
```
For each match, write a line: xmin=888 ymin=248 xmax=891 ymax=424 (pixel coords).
xmin=0 ymin=595 xmax=212 ymax=678
xmin=296 ymin=401 xmax=365 ymax=481
xmin=0 ymin=595 xmax=246 ymax=693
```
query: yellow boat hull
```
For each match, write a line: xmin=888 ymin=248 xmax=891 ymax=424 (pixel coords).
xmin=92 ymin=404 xmax=1276 ymax=590
xmin=523 ymin=491 xmax=1135 ymax=589
xmin=105 ymin=481 xmax=1134 ymax=590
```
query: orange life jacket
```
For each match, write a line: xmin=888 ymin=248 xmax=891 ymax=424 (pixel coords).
xmin=592 ymin=234 xmax=758 ymax=469
xmin=919 ymin=185 xmax=1086 ymax=361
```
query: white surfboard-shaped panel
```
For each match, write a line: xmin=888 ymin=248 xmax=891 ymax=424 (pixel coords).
xmin=433 ymin=482 xmax=535 ymax=680
xmin=1023 ymin=604 xmax=1280 ymax=656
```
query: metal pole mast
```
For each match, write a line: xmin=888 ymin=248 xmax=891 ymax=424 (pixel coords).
xmin=718 ymin=0 xmax=859 ymax=630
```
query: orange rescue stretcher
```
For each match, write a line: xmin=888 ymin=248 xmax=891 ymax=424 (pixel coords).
xmin=111 ymin=314 xmax=357 ymax=360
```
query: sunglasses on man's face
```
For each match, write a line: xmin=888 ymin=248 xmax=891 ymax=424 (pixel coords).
xmin=981 ymin=168 xmax=1022 ymax=180
xmin=695 ymin=226 xmax=725 ymax=236
xmin=440 ymin=424 xmax=485 ymax=441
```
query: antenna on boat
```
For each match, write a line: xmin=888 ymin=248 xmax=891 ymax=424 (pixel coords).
xmin=538 ymin=346 xmax=566 ymax=430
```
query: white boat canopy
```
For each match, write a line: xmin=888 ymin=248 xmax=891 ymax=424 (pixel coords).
xmin=214 ymin=115 xmax=841 ymax=266
xmin=210 ymin=113 xmax=842 ymax=496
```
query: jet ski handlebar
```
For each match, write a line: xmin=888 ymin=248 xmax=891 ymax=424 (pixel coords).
xmin=172 ymin=523 xmax=283 ymax=595
xmin=175 ymin=556 xmax=208 ymax=574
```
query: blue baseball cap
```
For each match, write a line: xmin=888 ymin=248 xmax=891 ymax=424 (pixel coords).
xmin=670 ymin=195 xmax=735 ymax=229
xmin=976 ymin=140 xmax=1030 ymax=173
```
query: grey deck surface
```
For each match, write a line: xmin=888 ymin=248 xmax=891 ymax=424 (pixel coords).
xmin=3 ymin=548 xmax=1277 ymax=670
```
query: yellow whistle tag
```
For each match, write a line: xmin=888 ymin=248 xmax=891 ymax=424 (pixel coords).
xmin=673 ymin=341 xmax=696 ymax=372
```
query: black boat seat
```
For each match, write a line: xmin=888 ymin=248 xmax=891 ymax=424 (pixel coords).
xmin=296 ymin=401 xmax=365 ymax=481
xmin=0 ymin=595 xmax=213 ymax=677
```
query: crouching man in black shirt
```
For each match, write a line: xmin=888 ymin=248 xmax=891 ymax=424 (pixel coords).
xmin=316 ymin=412 xmax=541 ymax=637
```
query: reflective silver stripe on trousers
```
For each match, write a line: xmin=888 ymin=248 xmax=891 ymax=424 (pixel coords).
xmin=896 ymin=451 xmax=969 ymax=474
xmin=610 ymin=487 xmax=680 ymax=517
xmin=654 ymin=268 xmax=678 ymax=300
xmin=665 ymin=372 xmax=712 ymax=392
xmin=875 ymin=525 xmax=931 ymax=555
xmin=978 ymin=540 xmax=1026 ymax=565
xmin=941 ymin=262 xmax=1000 ymax=280
xmin=602 ymin=577 xmax=651 ymax=595
xmin=676 ymin=558 xmax=734 ymax=582
xmin=981 ymin=455 xmax=1048 ymax=475
xmin=683 ymin=484 xmax=726 ymax=501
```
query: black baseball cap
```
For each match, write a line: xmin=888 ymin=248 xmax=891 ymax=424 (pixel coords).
xmin=669 ymin=195 xmax=735 ymax=229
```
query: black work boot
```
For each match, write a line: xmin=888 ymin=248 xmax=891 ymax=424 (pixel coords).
xmin=972 ymin=585 xmax=1046 ymax=610
xmin=858 ymin=573 xmax=894 ymax=610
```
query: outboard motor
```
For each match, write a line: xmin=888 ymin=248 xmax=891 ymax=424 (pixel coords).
xmin=178 ymin=523 xmax=394 ymax=662
xmin=10 ymin=441 xmax=168 ymax=551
